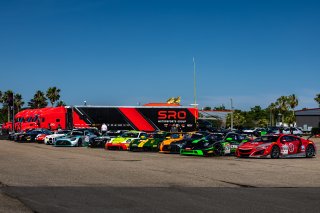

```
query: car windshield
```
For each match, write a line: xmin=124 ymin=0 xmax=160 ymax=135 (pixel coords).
xmin=191 ymin=133 xmax=204 ymax=139
xmin=57 ymin=130 xmax=70 ymax=134
xmin=150 ymin=133 xmax=165 ymax=139
xmin=212 ymin=134 xmax=224 ymax=141
xmin=71 ymin=131 xmax=84 ymax=136
xmin=121 ymin=132 xmax=139 ymax=138
xmin=253 ymin=136 xmax=279 ymax=143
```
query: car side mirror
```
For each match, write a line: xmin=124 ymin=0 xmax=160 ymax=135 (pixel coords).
xmin=140 ymin=136 xmax=146 ymax=139
xmin=226 ymin=138 xmax=232 ymax=141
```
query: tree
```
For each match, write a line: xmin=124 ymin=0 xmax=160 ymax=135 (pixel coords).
xmin=288 ymin=94 xmax=298 ymax=110
xmin=28 ymin=90 xmax=48 ymax=109
xmin=226 ymin=110 xmax=246 ymax=128
xmin=46 ymin=87 xmax=61 ymax=106
xmin=0 ymin=90 xmax=14 ymax=122
xmin=276 ymin=96 xmax=289 ymax=123
xmin=214 ymin=104 xmax=226 ymax=110
xmin=315 ymin=94 xmax=320 ymax=107
xmin=267 ymin=102 xmax=277 ymax=126
xmin=56 ymin=100 xmax=66 ymax=107
xmin=203 ymin=106 xmax=211 ymax=110
xmin=14 ymin=93 xmax=25 ymax=112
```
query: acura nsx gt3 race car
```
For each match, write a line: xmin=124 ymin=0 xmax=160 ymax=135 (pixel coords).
xmin=105 ymin=131 xmax=148 ymax=150
xmin=180 ymin=133 xmax=231 ymax=156
xmin=236 ymin=134 xmax=316 ymax=158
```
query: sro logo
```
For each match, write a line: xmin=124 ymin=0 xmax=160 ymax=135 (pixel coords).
xmin=158 ymin=111 xmax=187 ymax=120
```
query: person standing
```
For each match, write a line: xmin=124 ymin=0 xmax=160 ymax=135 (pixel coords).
xmin=101 ymin=123 xmax=108 ymax=135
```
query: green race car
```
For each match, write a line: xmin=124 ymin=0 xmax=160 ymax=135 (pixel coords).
xmin=180 ymin=133 xmax=230 ymax=156
xmin=129 ymin=131 xmax=170 ymax=152
xmin=223 ymin=132 xmax=251 ymax=154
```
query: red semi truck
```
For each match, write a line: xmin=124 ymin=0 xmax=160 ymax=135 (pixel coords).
xmin=5 ymin=105 xmax=198 ymax=132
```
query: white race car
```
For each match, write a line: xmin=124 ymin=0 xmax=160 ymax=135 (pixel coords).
xmin=44 ymin=130 xmax=71 ymax=145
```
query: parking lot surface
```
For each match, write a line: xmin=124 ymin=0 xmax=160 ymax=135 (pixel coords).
xmin=0 ymin=138 xmax=320 ymax=212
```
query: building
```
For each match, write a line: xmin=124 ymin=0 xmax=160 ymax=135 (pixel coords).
xmin=295 ymin=108 xmax=320 ymax=129
xmin=199 ymin=110 xmax=232 ymax=128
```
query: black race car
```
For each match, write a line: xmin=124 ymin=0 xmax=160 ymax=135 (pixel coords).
xmin=17 ymin=129 xmax=52 ymax=142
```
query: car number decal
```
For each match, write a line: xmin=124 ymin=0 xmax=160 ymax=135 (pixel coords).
xmin=281 ymin=145 xmax=289 ymax=155
xmin=288 ymin=143 xmax=295 ymax=153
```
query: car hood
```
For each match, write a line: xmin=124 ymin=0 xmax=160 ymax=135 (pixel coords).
xmin=239 ymin=142 xmax=271 ymax=149
xmin=111 ymin=137 xmax=135 ymax=143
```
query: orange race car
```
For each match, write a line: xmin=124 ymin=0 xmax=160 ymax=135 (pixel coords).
xmin=159 ymin=133 xmax=185 ymax=153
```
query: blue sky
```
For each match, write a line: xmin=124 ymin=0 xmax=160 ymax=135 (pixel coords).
xmin=0 ymin=0 xmax=319 ymax=110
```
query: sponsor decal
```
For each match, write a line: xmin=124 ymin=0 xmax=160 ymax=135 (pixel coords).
xmin=281 ymin=145 xmax=289 ymax=155
xmin=301 ymin=145 xmax=305 ymax=152
xmin=288 ymin=143 xmax=295 ymax=153
xmin=231 ymin=145 xmax=238 ymax=149
xmin=85 ymin=136 xmax=90 ymax=143
xmin=158 ymin=110 xmax=187 ymax=120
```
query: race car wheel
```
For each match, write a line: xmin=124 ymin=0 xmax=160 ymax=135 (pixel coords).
xmin=270 ymin=146 xmax=280 ymax=159
xmin=78 ymin=139 xmax=82 ymax=147
xmin=214 ymin=144 xmax=223 ymax=156
xmin=306 ymin=145 xmax=315 ymax=158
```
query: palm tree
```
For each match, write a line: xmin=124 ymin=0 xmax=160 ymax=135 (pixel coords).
xmin=287 ymin=94 xmax=298 ymax=126
xmin=46 ymin=87 xmax=61 ymax=106
xmin=267 ymin=102 xmax=277 ymax=126
xmin=14 ymin=93 xmax=25 ymax=112
xmin=315 ymin=94 xmax=320 ymax=107
xmin=56 ymin=100 xmax=66 ymax=107
xmin=0 ymin=90 xmax=14 ymax=122
xmin=276 ymin=96 xmax=289 ymax=124
xmin=288 ymin=94 xmax=298 ymax=111
xmin=28 ymin=90 xmax=48 ymax=109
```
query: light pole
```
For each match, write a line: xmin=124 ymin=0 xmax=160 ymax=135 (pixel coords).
xmin=230 ymin=98 xmax=234 ymax=130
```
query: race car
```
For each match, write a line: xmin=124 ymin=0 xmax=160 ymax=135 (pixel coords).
xmin=236 ymin=134 xmax=316 ymax=158
xmin=128 ymin=131 xmax=170 ymax=152
xmin=164 ymin=131 xmax=214 ymax=154
xmin=180 ymin=133 xmax=231 ymax=156
xmin=54 ymin=129 xmax=98 ymax=147
xmin=223 ymin=132 xmax=251 ymax=154
xmin=35 ymin=132 xmax=53 ymax=143
xmin=44 ymin=130 xmax=71 ymax=145
xmin=159 ymin=133 xmax=185 ymax=153
xmin=89 ymin=130 xmax=128 ymax=148
xmin=105 ymin=131 xmax=148 ymax=150
xmin=17 ymin=129 xmax=52 ymax=142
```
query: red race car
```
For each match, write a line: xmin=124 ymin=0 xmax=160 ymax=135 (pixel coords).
xmin=236 ymin=134 xmax=316 ymax=158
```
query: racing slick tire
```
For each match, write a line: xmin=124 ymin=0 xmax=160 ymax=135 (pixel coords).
xmin=213 ymin=143 xmax=223 ymax=156
xmin=78 ymin=139 xmax=82 ymax=147
xmin=270 ymin=146 xmax=280 ymax=159
xmin=306 ymin=145 xmax=315 ymax=158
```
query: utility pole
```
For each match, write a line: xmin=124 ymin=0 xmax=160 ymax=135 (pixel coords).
xmin=12 ymin=93 xmax=14 ymax=132
xmin=230 ymin=98 xmax=234 ymax=130
xmin=193 ymin=57 xmax=198 ymax=124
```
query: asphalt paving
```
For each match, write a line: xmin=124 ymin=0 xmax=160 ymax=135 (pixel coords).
xmin=0 ymin=138 xmax=320 ymax=212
